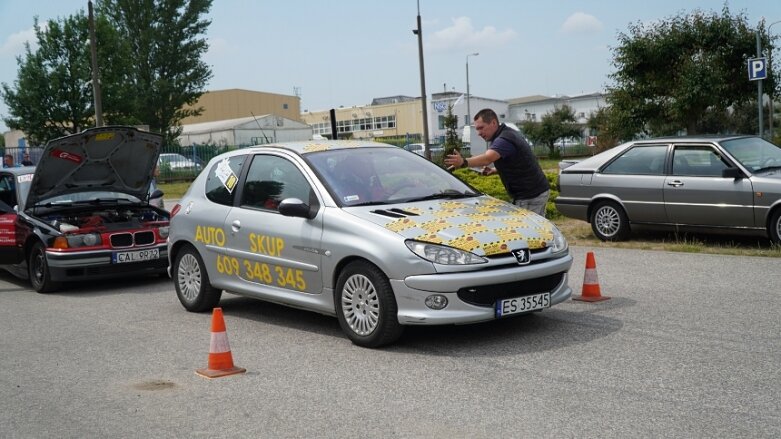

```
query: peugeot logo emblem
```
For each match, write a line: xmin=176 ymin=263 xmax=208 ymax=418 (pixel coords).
xmin=511 ymin=248 xmax=530 ymax=265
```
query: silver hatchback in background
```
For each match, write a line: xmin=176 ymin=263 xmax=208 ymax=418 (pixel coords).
xmin=555 ymin=135 xmax=781 ymax=243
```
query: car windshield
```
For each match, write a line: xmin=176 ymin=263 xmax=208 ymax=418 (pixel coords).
xmin=720 ymin=137 xmax=781 ymax=172
xmin=306 ymin=147 xmax=480 ymax=206
xmin=37 ymin=190 xmax=142 ymax=206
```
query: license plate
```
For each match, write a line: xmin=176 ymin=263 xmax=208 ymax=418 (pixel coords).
xmin=112 ymin=248 xmax=159 ymax=264
xmin=495 ymin=292 xmax=550 ymax=317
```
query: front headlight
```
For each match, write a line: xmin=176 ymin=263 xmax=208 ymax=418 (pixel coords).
xmin=550 ymin=226 xmax=568 ymax=253
xmin=65 ymin=233 xmax=102 ymax=248
xmin=405 ymin=240 xmax=487 ymax=265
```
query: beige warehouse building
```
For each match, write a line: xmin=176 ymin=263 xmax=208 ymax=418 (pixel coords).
xmin=180 ymin=88 xmax=302 ymax=125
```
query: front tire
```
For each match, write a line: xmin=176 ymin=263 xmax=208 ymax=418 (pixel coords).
xmin=173 ymin=245 xmax=221 ymax=312
xmin=28 ymin=241 xmax=60 ymax=294
xmin=590 ymin=201 xmax=630 ymax=241
xmin=335 ymin=260 xmax=403 ymax=348
xmin=769 ymin=209 xmax=781 ymax=245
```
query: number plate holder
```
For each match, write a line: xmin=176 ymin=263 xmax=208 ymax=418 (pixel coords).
xmin=112 ymin=248 xmax=160 ymax=264
xmin=495 ymin=292 xmax=550 ymax=318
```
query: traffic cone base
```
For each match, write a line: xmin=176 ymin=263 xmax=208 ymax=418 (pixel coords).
xmin=573 ymin=294 xmax=610 ymax=302
xmin=196 ymin=307 xmax=246 ymax=379
xmin=196 ymin=365 xmax=246 ymax=379
xmin=573 ymin=251 xmax=610 ymax=302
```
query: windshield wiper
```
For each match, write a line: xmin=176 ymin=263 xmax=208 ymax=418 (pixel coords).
xmin=349 ymin=201 xmax=389 ymax=207
xmin=754 ymin=165 xmax=781 ymax=173
xmin=404 ymin=190 xmax=477 ymax=202
xmin=75 ymin=198 xmax=135 ymax=204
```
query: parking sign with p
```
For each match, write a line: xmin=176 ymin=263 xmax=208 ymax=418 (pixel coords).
xmin=748 ymin=57 xmax=767 ymax=81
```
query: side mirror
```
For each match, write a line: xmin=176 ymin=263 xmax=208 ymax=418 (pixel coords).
xmin=278 ymin=198 xmax=315 ymax=219
xmin=150 ymin=189 xmax=164 ymax=199
xmin=722 ymin=167 xmax=744 ymax=179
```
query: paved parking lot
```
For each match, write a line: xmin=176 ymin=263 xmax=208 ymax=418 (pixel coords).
xmin=1 ymin=246 xmax=779 ymax=438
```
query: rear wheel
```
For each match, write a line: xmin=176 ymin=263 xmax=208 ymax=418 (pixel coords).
xmin=770 ymin=209 xmax=781 ymax=245
xmin=590 ymin=201 xmax=630 ymax=241
xmin=28 ymin=241 xmax=60 ymax=294
xmin=335 ymin=260 xmax=403 ymax=348
xmin=173 ymin=245 xmax=221 ymax=312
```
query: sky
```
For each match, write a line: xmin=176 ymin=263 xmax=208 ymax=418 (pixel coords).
xmin=1 ymin=0 xmax=780 ymax=133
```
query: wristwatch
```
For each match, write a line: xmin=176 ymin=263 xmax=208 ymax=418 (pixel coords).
xmin=460 ymin=158 xmax=469 ymax=168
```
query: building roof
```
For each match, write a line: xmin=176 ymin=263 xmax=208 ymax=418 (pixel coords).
xmin=370 ymin=95 xmax=418 ymax=105
xmin=180 ymin=115 xmax=310 ymax=135
xmin=506 ymin=95 xmax=561 ymax=105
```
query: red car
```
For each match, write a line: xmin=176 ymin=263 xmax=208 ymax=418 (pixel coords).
xmin=0 ymin=126 xmax=170 ymax=293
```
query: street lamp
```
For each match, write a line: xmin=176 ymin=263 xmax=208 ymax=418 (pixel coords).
xmin=768 ymin=20 xmax=781 ymax=140
xmin=466 ymin=52 xmax=479 ymax=125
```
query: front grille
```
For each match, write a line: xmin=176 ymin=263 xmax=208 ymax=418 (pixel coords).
xmin=109 ymin=231 xmax=156 ymax=248
xmin=110 ymin=233 xmax=133 ymax=247
xmin=485 ymin=247 xmax=548 ymax=260
xmin=134 ymin=231 xmax=155 ymax=245
xmin=457 ymin=272 xmax=565 ymax=306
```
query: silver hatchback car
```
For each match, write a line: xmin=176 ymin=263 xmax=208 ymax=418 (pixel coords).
xmin=556 ymin=136 xmax=781 ymax=243
xmin=168 ymin=140 xmax=572 ymax=347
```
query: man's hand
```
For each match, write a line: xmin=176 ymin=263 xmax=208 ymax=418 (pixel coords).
xmin=481 ymin=166 xmax=497 ymax=176
xmin=444 ymin=151 xmax=464 ymax=170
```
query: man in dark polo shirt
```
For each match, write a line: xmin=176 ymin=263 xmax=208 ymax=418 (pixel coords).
xmin=444 ymin=108 xmax=550 ymax=216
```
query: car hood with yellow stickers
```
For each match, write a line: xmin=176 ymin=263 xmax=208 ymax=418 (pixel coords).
xmin=348 ymin=196 xmax=555 ymax=257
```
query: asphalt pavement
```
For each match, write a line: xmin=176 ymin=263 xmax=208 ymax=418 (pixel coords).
xmin=0 ymin=246 xmax=779 ymax=438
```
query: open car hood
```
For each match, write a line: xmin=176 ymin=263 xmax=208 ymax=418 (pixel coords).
xmin=27 ymin=126 xmax=163 ymax=207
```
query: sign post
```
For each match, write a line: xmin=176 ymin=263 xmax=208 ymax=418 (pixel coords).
xmin=750 ymin=32 xmax=767 ymax=138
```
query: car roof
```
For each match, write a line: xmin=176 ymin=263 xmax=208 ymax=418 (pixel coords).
xmin=630 ymin=134 xmax=752 ymax=144
xmin=237 ymin=139 xmax=394 ymax=156
xmin=562 ymin=135 xmax=762 ymax=173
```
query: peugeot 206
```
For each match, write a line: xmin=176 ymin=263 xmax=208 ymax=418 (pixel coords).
xmin=168 ymin=140 xmax=572 ymax=347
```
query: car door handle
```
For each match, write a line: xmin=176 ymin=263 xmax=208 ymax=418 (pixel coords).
xmin=667 ymin=180 xmax=684 ymax=187
xmin=231 ymin=220 xmax=241 ymax=233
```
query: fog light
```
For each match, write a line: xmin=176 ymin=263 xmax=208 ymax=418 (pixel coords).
xmin=425 ymin=294 xmax=448 ymax=310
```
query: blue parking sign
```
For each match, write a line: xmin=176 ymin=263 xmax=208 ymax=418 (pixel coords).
xmin=748 ymin=57 xmax=767 ymax=81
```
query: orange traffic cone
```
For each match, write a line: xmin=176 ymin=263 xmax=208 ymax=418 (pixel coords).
xmin=573 ymin=251 xmax=610 ymax=302
xmin=196 ymin=307 xmax=246 ymax=379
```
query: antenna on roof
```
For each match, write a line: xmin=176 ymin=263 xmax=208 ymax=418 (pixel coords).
xmin=250 ymin=112 xmax=271 ymax=144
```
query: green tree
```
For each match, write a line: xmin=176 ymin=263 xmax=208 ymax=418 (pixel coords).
xmin=1 ymin=15 xmax=97 ymax=145
xmin=97 ymin=0 xmax=213 ymax=146
xmin=608 ymin=7 xmax=777 ymax=137
xmin=520 ymin=104 xmax=581 ymax=158
xmin=441 ymin=104 xmax=462 ymax=155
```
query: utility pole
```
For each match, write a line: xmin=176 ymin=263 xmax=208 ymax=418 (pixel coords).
xmin=88 ymin=1 xmax=103 ymax=127
xmin=768 ymin=20 xmax=781 ymax=141
xmin=466 ymin=52 xmax=479 ymax=125
xmin=757 ymin=31 xmax=764 ymax=138
xmin=413 ymin=0 xmax=430 ymax=159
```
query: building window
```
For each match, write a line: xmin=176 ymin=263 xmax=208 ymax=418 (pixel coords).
xmin=438 ymin=116 xmax=446 ymax=129
xmin=283 ymin=103 xmax=289 ymax=110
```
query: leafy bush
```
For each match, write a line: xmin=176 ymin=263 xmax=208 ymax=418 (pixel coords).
xmin=453 ymin=169 xmax=562 ymax=219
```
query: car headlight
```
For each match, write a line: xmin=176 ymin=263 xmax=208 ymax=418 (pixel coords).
xmin=550 ymin=226 xmax=568 ymax=254
xmin=65 ymin=233 xmax=102 ymax=248
xmin=405 ymin=240 xmax=487 ymax=265
xmin=158 ymin=226 xmax=170 ymax=239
